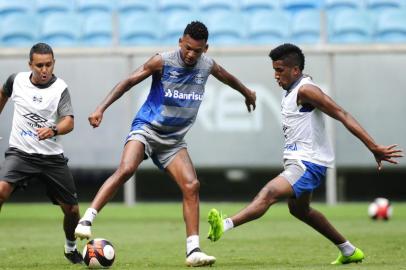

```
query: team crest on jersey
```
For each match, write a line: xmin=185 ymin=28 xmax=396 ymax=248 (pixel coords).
xmin=32 ymin=95 xmax=43 ymax=103
xmin=194 ymin=73 xmax=205 ymax=84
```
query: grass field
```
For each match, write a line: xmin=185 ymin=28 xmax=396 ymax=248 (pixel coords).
xmin=0 ymin=202 xmax=405 ymax=270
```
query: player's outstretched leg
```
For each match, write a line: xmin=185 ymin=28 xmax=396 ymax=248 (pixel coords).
xmin=185 ymin=247 xmax=216 ymax=267
xmin=207 ymin=208 xmax=225 ymax=242
xmin=331 ymin=248 xmax=365 ymax=265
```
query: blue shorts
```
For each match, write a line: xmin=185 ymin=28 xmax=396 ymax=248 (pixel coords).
xmin=279 ymin=159 xmax=327 ymax=198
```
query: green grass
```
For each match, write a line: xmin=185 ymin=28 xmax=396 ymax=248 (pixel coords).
xmin=1 ymin=202 xmax=406 ymax=270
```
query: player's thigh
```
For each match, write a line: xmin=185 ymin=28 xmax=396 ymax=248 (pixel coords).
xmin=0 ymin=180 xmax=14 ymax=201
xmin=261 ymin=175 xmax=295 ymax=200
xmin=165 ymin=148 xmax=197 ymax=185
xmin=119 ymin=140 xmax=146 ymax=172
xmin=41 ymin=158 xmax=78 ymax=205
xmin=288 ymin=192 xmax=312 ymax=213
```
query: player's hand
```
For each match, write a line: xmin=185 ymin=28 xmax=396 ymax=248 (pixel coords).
xmin=36 ymin=127 xmax=55 ymax=140
xmin=370 ymin=144 xmax=403 ymax=170
xmin=88 ymin=110 xmax=103 ymax=128
xmin=245 ymin=90 xmax=256 ymax=112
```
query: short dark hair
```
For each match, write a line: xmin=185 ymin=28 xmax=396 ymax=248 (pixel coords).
xmin=29 ymin=42 xmax=54 ymax=62
xmin=269 ymin=43 xmax=305 ymax=71
xmin=183 ymin=21 xmax=209 ymax=42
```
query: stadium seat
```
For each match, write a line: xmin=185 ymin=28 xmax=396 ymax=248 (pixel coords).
xmin=366 ymin=0 xmax=404 ymax=13
xmin=240 ymin=0 xmax=279 ymax=14
xmin=247 ymin=10 xmax=291 ymax=45
xmin=41 ymin=13 xmax=82 ymax=47
xmin=76 ymin=0 xmax=115 ymax=16
xmin=324 ymin=0 xmax=364 ymax=14
xmin=203 ymin=11 xmax=245 ymax=46
xmin=158 ymin=0 xmax=195 ymax=14
xmin=0 ymin=14 xmax=38 ymax=47
xmin=281 ymin=0 xmax=322 ymax=13
xmin=291 ymin=10 xmax=321 ymax=44
xmin=81 ymin=13 xmax=113 ymax=46
xmin=119 ymin=12 xmax=161 ymax=46
xmin=329 ymin=9 xmax=374 ymax=43
xmin=161 ymin=11 xmax=197 ymax=45
xmin=198 ymin=0 xmax=239 ymax=13
xmin=0 ymin=0 xmax=32 ymax=17
xmin=117 ymin=0 xmax=157 ymax=16
xmin=375 ymin=9 xmax=406 ymax=43
xmin=36 ymin=0 xmax=75 ymax=16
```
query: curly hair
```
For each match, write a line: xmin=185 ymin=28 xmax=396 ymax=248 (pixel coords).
xmin=30 ymin=43 xmax=54 ymax=62
xmin=269 ymin=43 xmax=305 ymax=71
xmin=183 ymin=21 xmax=209 ymax=42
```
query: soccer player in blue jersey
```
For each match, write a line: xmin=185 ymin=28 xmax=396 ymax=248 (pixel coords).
xmin=207 ymin=43 xmax=403 ymax=265
xmin=75 ymin=21 xmax=256 ymax=267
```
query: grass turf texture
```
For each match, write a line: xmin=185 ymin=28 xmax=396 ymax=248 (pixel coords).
xmin=0 ymin=202 xmax=405 ymax=270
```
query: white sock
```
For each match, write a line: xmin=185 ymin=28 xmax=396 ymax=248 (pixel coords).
xmin=186 ymin=235 xmax=199 ymax=256
xmin=65 ymin=239 xmax=77 ymax=252
xmin=81 ymin=208 xmax=98 ymax=223
xmin=223 ymin=218 xmax=234 ymax=232
xmin=337 ymin=241 xmax=356 ymax=256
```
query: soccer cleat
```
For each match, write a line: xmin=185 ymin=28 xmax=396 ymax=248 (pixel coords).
xmin=331 ymin=248 xmax=365 ymax=265
xmin=64 ymin=249 xmax=84 ymax=264
xmin=185 ymin=248 xmax=216 ymax=267
xmin=207 ymin=208 xmax=224 ymax=242
xmin=74 ymin=220 xmax=92 ymax=240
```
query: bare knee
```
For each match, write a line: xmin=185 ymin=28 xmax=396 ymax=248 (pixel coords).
xmin=182 ymin=178 xmax=200 ymax=198
xmin=289 ymin=203 xmax=311 ymax=220
xmin=116 ymin=163 xmax=137 ymax=181
xmin=61 ymin=204 xmax=80 ymax=218
xmin=0 ymin=181 xmax=13 ymax=204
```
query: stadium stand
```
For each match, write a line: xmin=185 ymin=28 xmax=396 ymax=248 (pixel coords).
xmin=199 ymin=0 xmax=239 ymax=12
xmin=40 ymin=13 xmax=81 ymax=47
xmin=375 ymin=8 xmax=406 ymax=43
xmin=158 ymin=0 xmax=195 ymax=14
xmin=119 ymin=12 xmax=160 ymax=46
xmin=247 ymin=10 xmax=291 ymax=45
xmin=203 ymin=10 xmax=245 ymax=45
xmin=281 ymin=0 xmax=322 ymax=13
xmin=324 ymin=0 xmax=364 ymax=14
xmin=0 ymin=13 xmax=38 ymax=47
xmin=117 ymin=0 xmax=157 ymax=16
xmin=36 ymin=0 xmax=75 ymax=16
xmin=0 ymin=0 xmax=32 ymax=17
xmin=81 ymin=13 xmax=113 ymax=46
xmin=291 ymin=9 xmax=322 ymax=44
xmin=366 ymin=0 xmax=404 ymax=13
xmin=76 ymin=0 xmax=115 ymax=16
xmin=240 ymin=0 xmax=279 ymax=14
xmin=161 ymin=11 xmax=197 ymax=45
xmin=1 ymin=0 xmax=406 ymax=47
xmin=329 ymin=9 xmax=374 ymax=43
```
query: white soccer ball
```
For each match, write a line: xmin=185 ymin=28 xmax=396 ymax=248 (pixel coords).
xmin=83 ymin=238 xmax=115 ymax=268
xmin=368 ymin=197 xmax=393 ymax=220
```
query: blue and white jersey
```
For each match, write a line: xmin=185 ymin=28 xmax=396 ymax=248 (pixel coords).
xmin=130 ymin=50 xmax=214 ymax=144
xmin=281 ymin=76 xmax=334 ymax=168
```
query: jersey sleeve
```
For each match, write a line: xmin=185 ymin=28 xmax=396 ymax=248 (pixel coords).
xmin=58 ymin=88 xmax=74 ymax=118
xmin=2 ymin=73 xmax=17 ymax=97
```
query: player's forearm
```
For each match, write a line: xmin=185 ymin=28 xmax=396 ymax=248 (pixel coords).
xmin=55 ymin=116 xmax=74 ymax=136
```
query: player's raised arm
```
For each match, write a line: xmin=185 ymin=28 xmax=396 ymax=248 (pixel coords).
xmin=210 ymin=61 xmax=256 ymax=112
xmin=298 ymin=84 xmax=403 ymax=170
xmin=89 ymin=54 xmax=163 ymax=128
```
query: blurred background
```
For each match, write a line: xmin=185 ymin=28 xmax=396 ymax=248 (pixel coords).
xmin=0 ymin=0 xmax=405 ymax=204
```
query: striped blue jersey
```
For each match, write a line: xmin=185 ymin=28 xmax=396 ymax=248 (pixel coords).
xmin=131 ymin=50 xmax=214 ymax=142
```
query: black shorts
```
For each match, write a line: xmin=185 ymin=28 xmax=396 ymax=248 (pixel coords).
xmin=0 ymin=148 xmax=78 ymax=205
